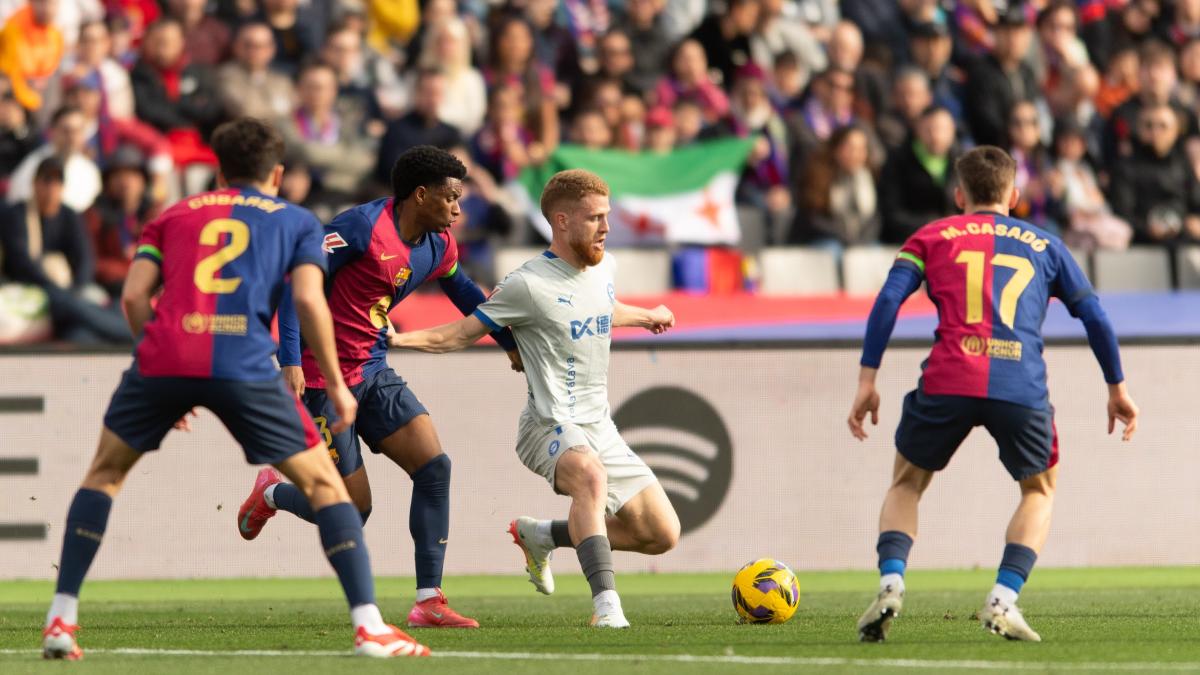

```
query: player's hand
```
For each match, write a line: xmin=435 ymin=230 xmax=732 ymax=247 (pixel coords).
xmin=282 ymin=365 xmax=305 ymax=397
xmin=507 ymin=349 xmax=524 ymax=373
xmin=327 ymin=384 xmax=358 ymax=435
xmin=647 ymin=305 xmax=675 ymax=334
xmin=848 ymin=383 xmax=880 ymax=441
xmin=173 ymin=409 xmax=198 ymax=432
xmin=1106 ymin=382 xmax=1139 ymax=441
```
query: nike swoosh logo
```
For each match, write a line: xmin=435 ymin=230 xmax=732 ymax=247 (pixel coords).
xmin=380 ymin=253 xmax=399 ymax=261
xmin=438 ymin=538 xmax=449 ymax=544
xmin=239 ymin=512 xmax=253 ymax=534
xmin=431 ymin=611 xmax=444 ymax=619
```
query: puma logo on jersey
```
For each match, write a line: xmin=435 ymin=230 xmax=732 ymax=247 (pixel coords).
xmin=557 ymin=295 xmax=574 ymax=307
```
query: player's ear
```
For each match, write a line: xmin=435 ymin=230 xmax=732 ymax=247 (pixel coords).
xmin=1008 ymin=185 xmax=1020 ymax=210
xmin=215 ymin=170 xmax=229 ymax=190
xmin=953 ymin=186 xmax=965 ymax=211
xmin=413 ymin=185 xmax=426 ymax=205
xmin=267 ymin=164 xmax=284 ymax=192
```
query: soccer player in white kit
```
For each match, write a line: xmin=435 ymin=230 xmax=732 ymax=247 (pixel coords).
xmin=390 ymin=169 xmax=681 ymax=627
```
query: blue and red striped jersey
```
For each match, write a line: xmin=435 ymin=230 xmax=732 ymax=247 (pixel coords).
xmin=133 ymin=187 xmax=325 ymax=380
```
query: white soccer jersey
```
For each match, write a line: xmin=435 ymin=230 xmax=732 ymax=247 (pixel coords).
xmin=474 ymin=250 xmax=617 ymax=425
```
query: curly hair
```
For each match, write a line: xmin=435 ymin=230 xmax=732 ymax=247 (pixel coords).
xmin=391 ymin=145 xmax=467 ymax=201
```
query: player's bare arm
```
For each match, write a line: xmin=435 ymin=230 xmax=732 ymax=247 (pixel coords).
xmin=848 ymin=366 xmax=881 ymax=441
xmin=120 ymin=258 xmax=160 ymax=338
xmin=291 ymin=263 xmax=356 ymax=434
xmin=390 ymin=314 xmax=492 ymax=353
xmin=613 ymin=301 xmax=675 ymax=334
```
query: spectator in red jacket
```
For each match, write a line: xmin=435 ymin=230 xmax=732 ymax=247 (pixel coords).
xmin=83 ymin=144 xmax=159 ymax=297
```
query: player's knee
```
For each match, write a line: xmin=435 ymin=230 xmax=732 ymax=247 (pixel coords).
xmin=644 ymin=519 xmax=680 ymax=555
xmin=413 ymin=453 xmax=451 ymax=486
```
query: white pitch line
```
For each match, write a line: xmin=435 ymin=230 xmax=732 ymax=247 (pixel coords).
xmin=1 ymin=647 xmax=1198 ymax=671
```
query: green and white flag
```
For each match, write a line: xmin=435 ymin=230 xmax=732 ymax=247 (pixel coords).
xmin=511 ymin=137 xmax=755 ymax=246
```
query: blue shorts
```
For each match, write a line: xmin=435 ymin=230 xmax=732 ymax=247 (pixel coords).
xmin=103 ymin=365 xmax=322 ymax=466
xmin=302 ymin=368 xmax=428 ymax=477
xmin=895 ymin=388 xmax=1059 ymax=481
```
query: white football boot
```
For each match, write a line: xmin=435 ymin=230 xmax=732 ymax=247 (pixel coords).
xmin=857 ymin=580 xmax=904 ymax=642
xmin=508 ymin=516 xmax=556 ymax=595
xmin=589 ymin=590 xmax=630 ymax=628
xmin=980 ymin=597 xmax=1042 ymax=642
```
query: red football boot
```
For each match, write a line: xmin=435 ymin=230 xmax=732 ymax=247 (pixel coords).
xmin=406 ymin=589 xmax=480 ymax=628
xmin=42 ymin=617 xmax=82 ymax=660
xmin=354 ymin=624 xmax=431 ymax=657
xmin=237 ymin=467 xmax=283 ymax=541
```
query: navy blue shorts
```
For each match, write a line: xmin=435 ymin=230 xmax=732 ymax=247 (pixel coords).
xmin=301 ymin=368 xmax=428 ymax=477
xmin=103 ymin=366 xmax=322 ymax=466
xmin=895 ymin=388 xmax=1059 ymax=481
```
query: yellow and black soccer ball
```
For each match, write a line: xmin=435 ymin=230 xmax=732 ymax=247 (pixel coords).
xmin=731 ymin=558 xmax=801 ymax=624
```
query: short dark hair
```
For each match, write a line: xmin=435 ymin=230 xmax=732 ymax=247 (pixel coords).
xmin=391 ymin=145 xmax=467 ymax=201
xmin=34 ymin=156 xmax=65 ymax=183
xmin=955 ymin=146 xmax=1017 ymax=206
xmin=210 ymin=117 xmax=286 ymax=184
xmin=50 ymin=105 xmax=82 ymax=127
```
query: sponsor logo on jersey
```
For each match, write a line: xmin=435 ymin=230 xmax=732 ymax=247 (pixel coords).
xmin=961 ymin=335 xmax=1023 ymax=361
xmin=570 ymin=314 xmax=612 ymax=340
xmin=322 ymin=232 xmax=348 ymax=253
xmin=557 ymin=295 xmax=574 ymax=307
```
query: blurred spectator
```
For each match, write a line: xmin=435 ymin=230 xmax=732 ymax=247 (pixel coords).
xmin=216 ymin=22 xmax=295 ymax=120
xmin=1178 ymin=38 xmax=1200 ymax=108
xmin=592 ymin=29 xmax=637 ymax=94
xmin=472 ymin=83 xmax=535 ymax=183
xmin=1163 ymin=0 xmax=1200 ymax=48
xmin=1035 ymin=0 xmax=1090 ymax=100
xmin=645 ymin=106 xmax=676 ymax=153
xmin=909 ymin=21 xmax=964 ymax=126
xmin=751 ymin=0 xmax=825 ymax=86
xmin=259 ymin=0 xmax=324 ymax=77
xmin=0 ymin=0 xmax=64 ymax=112
xmin=0 ymin=0 xmax=102 ymax=52
xmin=483 ymin=14 xmax=558 ymax=158
xmin=525 ymin=0 xmax=582 ymax=87
xmin=880 ymin=105 xmax=959 ymax=243
xmin=375 ymin=68 xmax=462 ymax=186
xmin=575 ymin=77 xmax=624 ymax=141
xmin=672 ymin=97 xmax=704 ymax=146
xmin=1053 ymin=118 xmax=1133 ymax=251
xmin=446 ymin=144 xmax=513 ymax=285
xmin=659 ymin=0 xmax=705 ymax=43
xmin=723 ymin=65 xmax=790 ymax=217
xmin=1095 ymin=45 xmax=1138 ymax=119
xmin=1008 ymin=100 xmax=1064 ymax=231
xmin=1104 ymin=40 xmax=1197 ymax=168
xmin=83 ymin=144 xmax=158 ymax=297
xmin=1109 ymin=103 xmax=1200 ymax=243
xmin=106 ymin=12 xmax=136 ymax=67
xmin=613 ymin=0 xmax=672 ymax=93
xmin=964 ymin=4 xmax=1040 ymax=148
xmin=323 ymin=21 xmax=404 ymax=128
xmin=687 ymin=0 xmax=759 ymax=88
xmin=106 ymin=0 xmax=161 ymax=47
xmin=769 ymin=51 xmax=807 ymax=107
xmin=0 ymin=157 xmax=128 ymax=343
xmin=791 ymin=124 xmax=878 ymax=249
xmin=401 ymin=0 xmax=455 ymax=69
xmin=570 ymin=107 xmax=612 ymax=149
xmin=281 ymin=61 xmax=375 ymax=205
xmin=876 ymin=66 xmax=933 ymax=154
xmin=416 ymin=17 xmax=485 ymax=135
xmin=0 ymin=93 xmax=39 ymax=191
xmin=165 ymin=0 xmax=232 ymax=66
xmin=615 ymin=92 xmax=646 ymax=150
xmin=279 ymin=150 xmax=311 ymax=206
xmin=786 ymin=67 xmax=857 ymax=169
xmin=828 ymin=19 xmax=886 ymax=122
xmin=1108 ymin=1 xmax=1160 ymax=67
xmin=366 ymin=0 xmax=418 ymax=56
xmin=8 ymin=105 xmax=100 ymax=212
xmin=654 ymin=38 xmax=730 ymax=125
xmin=43 ymin=20 xmax=134 ymax=125
xmin=130 ymin=18 xmax=222 ymax=168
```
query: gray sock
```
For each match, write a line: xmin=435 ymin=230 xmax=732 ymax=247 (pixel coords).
xmin=576 ymin=534 xmax=616 ymax=597
xmin=551 ymin=520 xmax=573 ymax=548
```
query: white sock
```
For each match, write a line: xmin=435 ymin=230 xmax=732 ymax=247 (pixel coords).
xmin=47 ymin=593 xmax=78 ymax=627
xmin=350 ymin=603 xmax=387 ymax=634
xmin=592 ymin=589 xmax=621 ymax=613
xmin=415 ymin=587 xmax=440 ymax=603
xmin=880 ymin=573 xmax=905 ymax=594
xmin=988 ymin=583 xmax=1019 ymax=607
xmin=263 ymin=484 xmax=278 ymax=510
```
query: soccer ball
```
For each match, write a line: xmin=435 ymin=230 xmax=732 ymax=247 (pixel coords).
xmin=731 ymin=558 xmax=800 ymax=624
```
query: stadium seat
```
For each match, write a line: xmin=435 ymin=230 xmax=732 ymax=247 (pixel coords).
xmin=492 ymin=247 xmax=546 ymax=281
xmin=612 ymin=249 xmax=672 ymax=295
xmin=758 ymin=247 xmax=839 ymax=295
xmin=736 ymin=205 xmax=769 ymax=254
xmin=842 ymin=246 xmax=901 ymax=295
xmin=1177 ymin=245 xmax=1200 ymax=289
xmin=1093 ymin=247 xmax=1172 ymax=292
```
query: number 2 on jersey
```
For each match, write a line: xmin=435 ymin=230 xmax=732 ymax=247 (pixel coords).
xmin=954 ymin=250 xmax=1034 ymax=329
xmin=194 ymin=218 xmax=250 ymax=294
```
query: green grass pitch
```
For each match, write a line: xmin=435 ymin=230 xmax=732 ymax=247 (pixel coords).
xmin=2 ymin=567 xmax=1199 ymax=674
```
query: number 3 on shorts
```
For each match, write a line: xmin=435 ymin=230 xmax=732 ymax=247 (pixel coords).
xmin=312 ymin=415 xmax=338 ymax=463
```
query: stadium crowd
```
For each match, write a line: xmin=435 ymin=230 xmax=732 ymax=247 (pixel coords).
xmin=0 ymin=0 xmax=1196 ymax=344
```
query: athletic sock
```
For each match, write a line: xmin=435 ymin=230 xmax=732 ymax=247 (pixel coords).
xmin=263 ymin=483 xmax=279 ymax=509
xmin=272 ymin=483 xmax=316 ymax=523
xmin=993 ymin=543 xmax=1038 ymax=601
xmin=576 ymin=534 xmax=616 ymax=597
xmin=876 ymin=530 xmax=913 ymax=593
xmin=550 ymin=520 xmax=573 ymax=548
xmin=47 ymin=593 xmax=79 ymax=627
xmin=350 ymin=603 xmax=388 ymax=634
xmin=410 ymin=454 xmax=451 ymax=590
xmin=415 ymin=588 xmax=440 ymax=602
xmin=54 ymin=489 xmax=113 ymax=600
xmin=315 ymin=502 xmax=375 ymax=608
